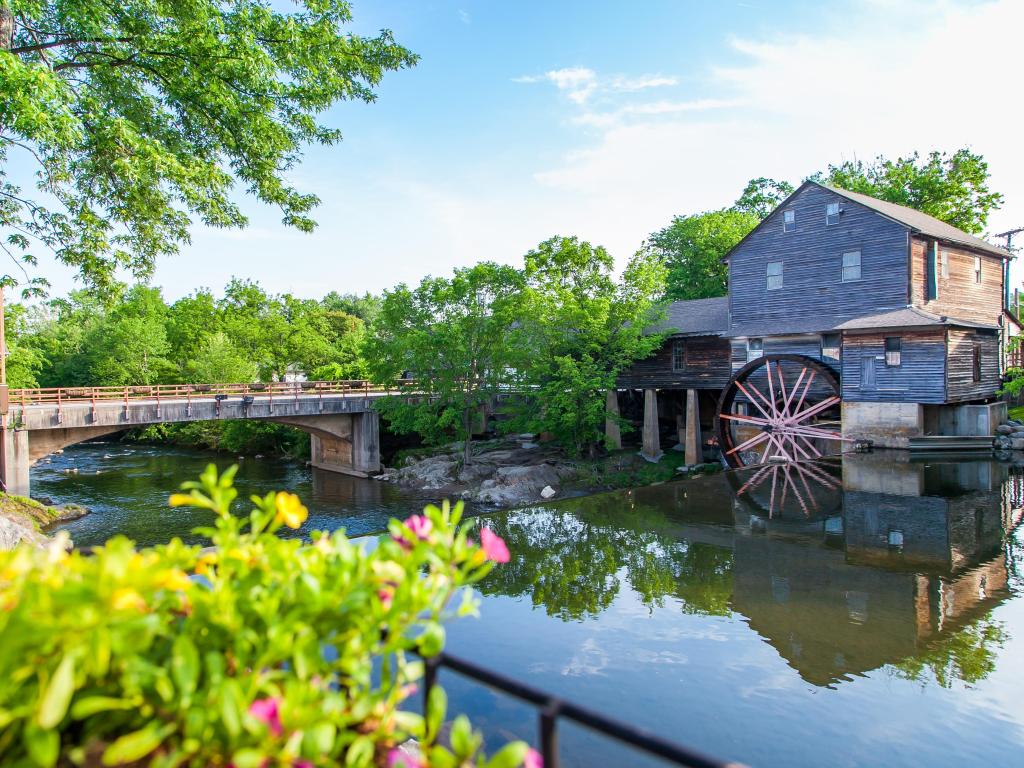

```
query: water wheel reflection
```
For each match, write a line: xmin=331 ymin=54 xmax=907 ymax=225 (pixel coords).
xmin=730 ymin=461 xmax=843 ymax=519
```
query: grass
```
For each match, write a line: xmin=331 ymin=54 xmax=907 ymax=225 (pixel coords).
xmin=1009 ymin=406 xmax=1024 ymax=422
xmin=0 ymin=492 xmax=60 ymax=531
xmin=571 ymin=448 xmax=720 ymax=491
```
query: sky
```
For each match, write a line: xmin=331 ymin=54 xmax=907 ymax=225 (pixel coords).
xmin=26 ymin=0 xmax=1024 ymax=300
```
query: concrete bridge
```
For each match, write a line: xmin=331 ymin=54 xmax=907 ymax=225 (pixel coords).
xmin=0 ymin=381 xmax=410 ymax=496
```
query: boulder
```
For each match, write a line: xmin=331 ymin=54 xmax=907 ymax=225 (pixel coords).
xmin=540 ymin=485 xmax=557 ymax=499
xmin=994 ymin=436 xmax=1013 ymax=450
xmin=472 ymin=464 xmax=562 ymax=506
xmin=1010 ymin=438 xmax=1024 ymax=451
xmin=0 ymin=516 xmax=47 ymax=550
xmin=997 ymin=424 xmax=1016 ymax=435
xmin=394 ymin=457 xmax=459 ymax=489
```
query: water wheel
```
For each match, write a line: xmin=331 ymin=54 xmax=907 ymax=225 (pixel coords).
xmin=715 ymin=354 xmax=847 ymax=468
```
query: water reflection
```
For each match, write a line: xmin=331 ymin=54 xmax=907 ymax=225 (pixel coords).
xmin=476 ymin=452 xmax=1022 ymax=688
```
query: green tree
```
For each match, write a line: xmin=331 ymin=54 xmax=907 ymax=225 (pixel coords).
xmin=2 ymin=302 xmax=42 ymax=387
xmin=510 ymin=236 xmax=666 ymax=456
xmin=83 ymin=285 xmax=171 ymax=385
xmin=166 ymin=290 xmax=222 ymax=372
xmin=813 ymin=149 xmax=1002 ymax=234
xmin=366 ymin=262 xmax=523 ymax=465
xmin=644 ymin=209 xmax=758 ymax=301
xmin=734 ymin=177 xmax=795 ymax=218
xmin=187 ymin=331 xmax=257 ymax=384
xmin=0 ymin=1 xmax=415 ymax=291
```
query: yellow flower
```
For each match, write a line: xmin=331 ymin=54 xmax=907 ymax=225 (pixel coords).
xmin=111 ymin=588 xmax=147 ymax=612
xmin=168 ymin=493 xmax=195 ymax=507
xmin=195 ymin=553 xmax=218 ymax=577
xmin=156 ymin=569 xmax=192 ymax=592
xmin=274 ymin=492 xmax=308 ymax=529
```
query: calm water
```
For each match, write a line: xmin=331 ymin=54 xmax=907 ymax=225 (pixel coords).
xmin=34 ymin=442 xmax=439 ymax=547
xmin=34 ymin=445 xmax=1024 ymax=766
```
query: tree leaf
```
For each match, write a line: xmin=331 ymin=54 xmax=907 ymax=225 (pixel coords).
xmin=37 ymin=654 xmax=75 ymax=729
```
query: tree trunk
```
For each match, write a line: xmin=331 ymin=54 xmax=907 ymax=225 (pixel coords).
xmin=462 ymin=408 xmax=473 ymax=466
xmin=0 ymin=4 xmax=13 ymax=52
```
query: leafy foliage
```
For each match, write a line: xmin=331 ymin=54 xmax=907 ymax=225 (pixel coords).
xmin=366 ymin=263 xmax=524 ymax=464
xmin=0 ymin=466 xmax=530 ymax=767
xmin=0 ymin=0 xmax=416 ymax=292
xmin=733 ymin=177 xmax=795 ymax=219
xmin=507 ymin=237 xmax=667 ymax=456
xmin=643 ymin=209 xmax=758 ymax=301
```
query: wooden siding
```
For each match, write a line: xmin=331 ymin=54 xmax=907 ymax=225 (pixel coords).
xmin=946 ymin=328 xmax=1000 ymax=402
xmin=617 ymin=335 xmax=732 ymax=390
xmin=729 ymin=335 xmax=840 ymax=374
xmin=728 ymin=184 xmax=909 ymax=331
xmin=909 ymin=237 xmax=1004 ymax=324
xmin=841 ymin=330 xmax=947 ymax=403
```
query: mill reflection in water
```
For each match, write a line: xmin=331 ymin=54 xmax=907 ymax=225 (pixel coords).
xmin=445 ymin=452 xmax=1024 ymax=767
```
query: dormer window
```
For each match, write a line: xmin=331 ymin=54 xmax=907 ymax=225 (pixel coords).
xmin=826 ymin=202 xmax=840 ymax=226
xmin=766 ymin=260 xmax=783 ymax=290
xmin=975 ymin=256 xmax=982 ymax=284
xmin=783 ymin=210 xmax=796 ymax=233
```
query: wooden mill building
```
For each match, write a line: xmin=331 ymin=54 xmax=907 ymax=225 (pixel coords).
xmin=616 ymin=181 xmax=1018 ymax=464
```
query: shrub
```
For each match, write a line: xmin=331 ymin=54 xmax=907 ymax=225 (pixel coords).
xmin=0 ymin=466 xmax=535 ymax=768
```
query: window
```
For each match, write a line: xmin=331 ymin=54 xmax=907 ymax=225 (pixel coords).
xmin=940 ymin=249 xmax=949 ymax=279
xmin=975 ymin=256 xmax=982 ymax=284
xmin=887 ymin=529 xmax=905 ymax=550
xmin=747 ymin=338 xmax=763 ymax=361
xmin=842 ymin=250 xmax=861 ymax=282
xmin=783 ymin=209 xmax=795 ymax=232
xmin=766 ymin=260 xmax=783 ymax=290
xmin=926 ymin=241 xmax=938 ymax=301
xmin=826 ymin=202 xmax=840 ymax=226
xmin=821 ymin=333 xmax=841 ymax=362
xmin=672 ymin=340 xmax=686 ymax=371
xmin=973 ymin=343 xmax=982 ymax=382
xmin=884 ymin=336 xmax=901 ymax=367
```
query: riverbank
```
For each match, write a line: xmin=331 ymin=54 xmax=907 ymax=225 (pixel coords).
xmin=379 ymin=436 xmax=721 ymax=505
xmin=0 ymin=492 xmax=88 ymax=548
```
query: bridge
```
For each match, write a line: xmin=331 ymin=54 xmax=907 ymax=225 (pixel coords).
xmin=0 ymin=380 xmax=415 ymax=496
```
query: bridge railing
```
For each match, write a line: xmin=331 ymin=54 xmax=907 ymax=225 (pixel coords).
xmin=9 ymin=380 xmax=420 ymax=407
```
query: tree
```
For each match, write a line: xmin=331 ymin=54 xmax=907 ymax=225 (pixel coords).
xmin=509 ymin=236 xmax=666 ymax=456
xmin=187 ymin=331 xmax=257 ymax=384
xmin=0 ymin=1 xmax=415 ymax=291
xmin=643 ymin=209 xmax=757 ymax=301
xmin=813 ymin=149 xmax=1002 ymax=234
xmin=366 ymin=262 xmax=523 ymax=465
xmin=83 ymin=285 xmax=171 ymax=385
xmin=166 ymin=290 xmax=222 ymax=373
xmin=734 ymin=177 xmax=795 ymax=218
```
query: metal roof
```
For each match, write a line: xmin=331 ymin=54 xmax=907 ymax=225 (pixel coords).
xmin=820 ymin=183 xmax=1012 ymax=259
xmin=834 ymin=306 xmax=999 ymax=332
xmin=652 ymin=296 xmax=729 ymax=336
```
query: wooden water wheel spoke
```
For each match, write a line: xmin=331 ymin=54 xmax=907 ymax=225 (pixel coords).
xmin=716 ymin=353 xmax=846 ymax=469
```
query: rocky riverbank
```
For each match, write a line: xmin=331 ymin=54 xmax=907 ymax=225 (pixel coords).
xmin=377 ymin=436 xmax=721 ymax=506
xmin=0 ymin=494 xmax=89 ymax=549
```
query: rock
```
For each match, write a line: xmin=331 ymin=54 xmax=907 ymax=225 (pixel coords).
xmin=1010 ymin=438 xmax=1024 ymax=451
xmin=1009 ymin=419 xmax=1024 ymax=427
xmin=520 ymin=442 xmax=539 ymax=450
xmin=254 ymin=454 xmax=264 ymax=459
xmin=48 ymin=504 xmax=90 ymax=524
xmin=994 ymin=436 xmax=1013 ymax=450
xmin=0 ymin=516 xmax=47 ymax=550
xmin=472 ymin=464 xmax=562 ymax=506
xmin=393 ymin=456 xmax=459 ymax=489
xmin=997 ymin=424 xmax=1015 ymax=435
xmin=540 ymin=485 xmax=557 ymax=499
xmin=517 ymin=434 xmax=536 ymax=440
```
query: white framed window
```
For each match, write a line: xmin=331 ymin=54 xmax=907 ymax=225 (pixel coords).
xmin=783 ymin=209 xmax=795 ymax=233
xmin=672 ymin=340 xmax=686 ymax=371
xmin=821 ymin=333 xmax=841 ymax=362
xmin=747 ymin=338 xmax=763 ymax=361
xmin=888 ymin=529 xmax=905 ymax=549
xmin=940 ymin=249 xmax=949 ymax=279
xmin=974 ymin=256 xmax=982 ymax=284
xmin=842 ymin=250 xmax=861 ymax=282
xmin=826 ymin=202 xmax=840 ymax=226
xmin=885 ymin=336 xmax=901 ymax=367
xmin=766 ymin=260 xmax=783 ymax=290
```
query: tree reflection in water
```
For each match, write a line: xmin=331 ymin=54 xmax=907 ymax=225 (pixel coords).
xmin=475 ymin=454 xmax=1022 ymax=689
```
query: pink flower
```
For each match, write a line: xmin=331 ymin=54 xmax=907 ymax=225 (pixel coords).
xmin=404 ymin=514 xmax=433 ymax=540
xmin=480 ymin=528 xmax=510 ymax=563
xmin=378 ymin=587 xmax=394 ymax=610
xmin=386 ymin=748 xmax=425 ymax=768
xmin=248 ymin=696 xmax=283 ymax=737
xmin=294 ymin=762 xmax=314 ymax=768
xmin=523 ymin=747 xmax=543 ymax=768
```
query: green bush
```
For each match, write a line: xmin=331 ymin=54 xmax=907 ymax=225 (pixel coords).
xmin=0 ymin=466 xmax=536 ymax=768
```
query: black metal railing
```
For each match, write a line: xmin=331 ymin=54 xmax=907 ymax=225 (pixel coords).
xmin=423 ymin=652 xmax=739 ymax=768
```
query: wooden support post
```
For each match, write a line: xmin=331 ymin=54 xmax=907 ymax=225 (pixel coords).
xmin=685 ymin=388 xmax=702 ymax=466
xmin=641 ymin=388 xmax=662 ymax=462
xmin=605 ymin=390 xmax=622 ymax=450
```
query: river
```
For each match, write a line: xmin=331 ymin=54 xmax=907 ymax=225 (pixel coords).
xmin=34 ymin=444 xmax=1024 ymax=767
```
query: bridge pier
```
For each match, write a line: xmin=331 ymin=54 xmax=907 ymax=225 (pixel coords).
xmin=274 ymin=411 xmax=381 ymax=478
xmin=1 ymin=428 xmax=30 ymax=497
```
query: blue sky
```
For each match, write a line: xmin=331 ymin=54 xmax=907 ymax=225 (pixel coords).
xmin=32 ymin=0 xmax=1024 ymax=299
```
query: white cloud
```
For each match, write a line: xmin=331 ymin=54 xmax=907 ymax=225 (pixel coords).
xmin=609 ymin=74 xmax=678 ymax=92
xmin=530 ymin=0 xmax=1024 ymax=279
xmin=514 ymin=67 xmax=677 ymax=106
xmin=457 ymin=9 xmax=470 ymax=25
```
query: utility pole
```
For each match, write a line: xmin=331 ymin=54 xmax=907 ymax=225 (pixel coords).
xmin=996 ymin=228 xmax=1024 ymax=314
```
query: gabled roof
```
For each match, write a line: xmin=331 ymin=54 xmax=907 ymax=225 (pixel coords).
xmin=821 ymin=184 xmax=1011 ymax=259
xmin=721 ymin=180 xmax=1011 ymax=261
xmin=651 ymin=296 xmax=728 ymax=336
